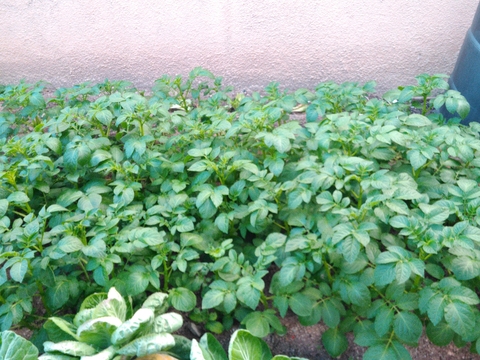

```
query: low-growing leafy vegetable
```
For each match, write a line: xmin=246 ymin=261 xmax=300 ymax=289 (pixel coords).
xmin=0 ymin=330 xmax=38 ymax=360
xmin=0 ymin=70 xmax=478 ymax=359
xmin=39 ymin=287 xmax=190 ymax=359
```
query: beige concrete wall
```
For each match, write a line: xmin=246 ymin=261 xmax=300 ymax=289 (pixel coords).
xmin=0 ymin=0 xmax=478 ymax=93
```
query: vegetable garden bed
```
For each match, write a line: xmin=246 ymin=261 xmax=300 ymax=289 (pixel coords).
xmin=1 ymin=68 xmax=480 ymax=359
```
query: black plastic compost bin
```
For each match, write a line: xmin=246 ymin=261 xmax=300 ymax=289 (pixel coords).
xmin=447 ymin=2 xmax=480 ymax=124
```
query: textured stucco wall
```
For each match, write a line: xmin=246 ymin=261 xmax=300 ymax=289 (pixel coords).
xmin=0 ymin=0 xmax=478 ymax=93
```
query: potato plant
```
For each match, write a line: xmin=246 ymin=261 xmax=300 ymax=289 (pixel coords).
xmin=0 ymin=69 xmax=478 ymax=359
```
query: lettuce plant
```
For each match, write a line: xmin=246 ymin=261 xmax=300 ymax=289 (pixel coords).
xmin=0 ymin=331 xmax=38 ymax=360
xmin=39 ymin=287 xmax=190 ymax=359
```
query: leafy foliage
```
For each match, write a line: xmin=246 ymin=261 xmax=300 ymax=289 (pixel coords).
xmin=0 ymin=71 xmax=479 ymax=359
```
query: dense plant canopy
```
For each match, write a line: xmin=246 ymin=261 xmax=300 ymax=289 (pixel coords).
xmin=0 ymin=69 xmax=479 ymax=359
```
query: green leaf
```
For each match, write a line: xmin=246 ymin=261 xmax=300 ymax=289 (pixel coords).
xmin=385 ymin=200 xmax=409 ymax=215
xmin=354 ymin=322 xmax=383 ymax=347
xmin=126 ymin=271 xmax=149 ymax=296
xmin=77 ymin=316 xmax=122 ymax=348
xmin=374 ymin=264 xmax=396 ymax=286
xmin=228 ymin=330 xmax=272 ymax=360
xmin=405 ymin=114 xmax=431 ymax=126
xmin=375 ymin=306 xmax=394 ymax=337
xmin=263 ymin=133 xmax=291 ymax=153
xmin=43 ymin=317 xmax=79 ymax=342
xmin=426 ymin=321 xmax=454 ymax=346
xmin=153 ymin=313 xmax=183 ymax=333
xmin=111 ymin=308 xmax=154 ymax=346
xmin=117 ymin=333 xmax=175 ymax=357
xmin=424 ymin=264 xmax=443 ymax=280
xmin=321 ymin=328 xmax=348 ymax=358
xmin=446 ymin=286 xmax=479 ymax=305
xmin=92 ymin=287 xmax=127 ymax=322
xmin=396 ymin=293 xmax=418 ymax=311
xmin=46 ymin=278 xmax=75 ymax=310
xmin=9 ymin=260 xmax=28 ymax=283
xmin=450 ymin=256 xmax=480 ymax=280
xmin=58 ymin=236 xmax=84 ymax=253
xmin=426 ymin=295 xmax=446 ymax=326
xmin=57 ymin=190 xmax=84 ymax=207
xmin=376 ymin=251 xmax=401 ymax=264
xmin=37 ymin=354 xmax=77 ymax=359
xmin=456 ymin=98 xmax=470 ymax=119
xmin=236 ymin=280 xmax=262 ymax=311
xmin=215 ymin=213 xmax=230 ymax=234
xmin=191 ymin=339 xmax=208 ymax=360
xmin=176 ymin=217 xmax=195 ymax=232
xmin=390 ymin=341 xmax=412 ymax=360
xmin=393 ymin=311 xmax=422 ymax=345
xmin=95 ymin=109 xmax=113 ymax=126
xmin=278 ymin=259 xmax=304 ymax=287
xmin=345 ymin=281 xmax=370 ymax=308
xmin=79 ymin=345 xmax=117 ymax=360
xmin=63 ymin=148 xmax=79 ymax=172
xmin=0 ymin=199 xmax=8 ymax=217
xmin=363 ymin=344 xmax=397 ymax=360
xmin=289 ymin=293 xmax=313 ymax=317
xmin=169 ymin=287 xmax=196 ymax=312
xmin=389 ymin=216 xmax=410 ymax=229
xmin=7 ymin=191 xmax=29 ymax=204
xmin=320 ymin=300 xmax=340 ymax=328
xmin=142 ymin=292 xmax=169 ymax=314
xmin=0 ymin=330 xmax=38 ymax=360
xmin=243 ymin=312 xmax=270 ymax=338
xmin=340 ymin=237 xmax=361 ymax=263
xmin=82 ymin=239 xmax=106 ymax=258
xmin=395 ymin=262 xmax=412 ymax=284
xmin=43 ymin=341 xmax=96 ymax=356
xmin=444 ymin=301 xmax=475 ymax=337
xmin=45 ymin=136 xmax=62 ymax=154
xmin=79 ymin=293 xmax=108 ymax=311
xmin=168 ymin=335 xmax=192 ymax=359
xmin=202 ymin=289 xmax=224 ymax=310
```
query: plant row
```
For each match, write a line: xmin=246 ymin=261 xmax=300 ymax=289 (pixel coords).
xmin=0 ymin=69 xmax=478 ymax=359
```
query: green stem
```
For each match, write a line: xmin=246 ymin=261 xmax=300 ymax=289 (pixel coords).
xmin=23 ymin=202 xmax=32 ymax=214
xmin=323 ymin=259 xmax=333 ymax=284
xmin=13 ymin=210 xmax=28 ymax=217
xmin=357 ymin=187 xmax=363 ymax=208
xmin=139 ymin=119 xmax=145 ymax=137
xmin=176 ymin=83 xmax=190 ymax=111
xmin=273 ymin=221 xmax=288 ymax=232
xmin=260 ymin=293 xmax=269 ymax=309
xmin=106 ymin=120 xmax=112 ymax=138
xmin=79 ymin=259 xmax=91 ymax=282
xmin=163 ymin=260 xmax=170 ymax=292
xmin=412 ymin=275 xmax=422 ymax=291
xmin=36 ymin=280 xmax=52 ymax=317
